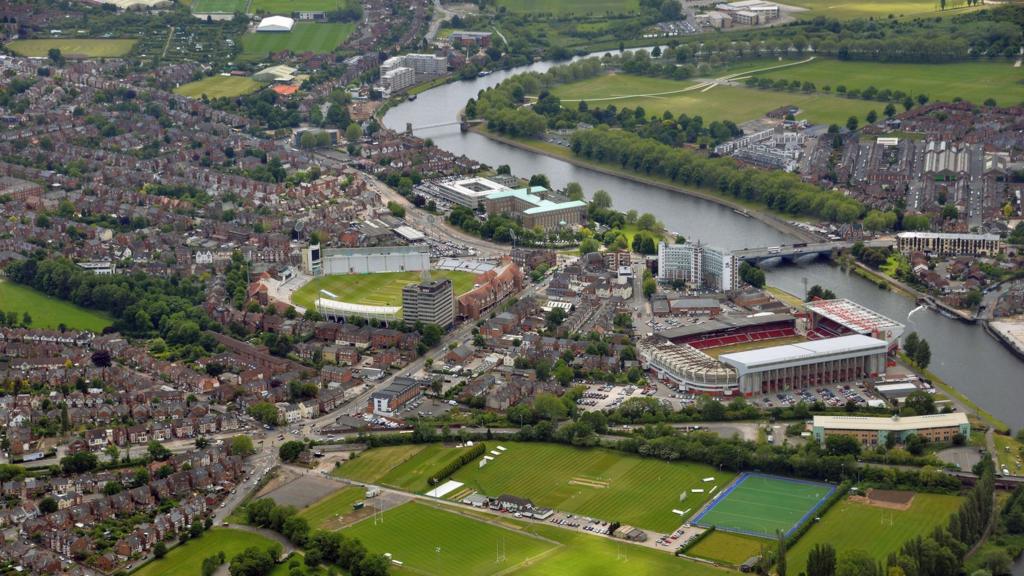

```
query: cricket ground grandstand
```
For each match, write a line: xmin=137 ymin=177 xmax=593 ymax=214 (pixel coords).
xmin=314 ymin=299 xmax=401 ymax=324
xmin=300 ymin=244 xmax=429 ymax=276
xmin=640 ymin=308 xmax=897 ymax=396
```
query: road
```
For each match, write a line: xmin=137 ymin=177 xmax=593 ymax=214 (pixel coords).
xmin=426 ymin=0 xmax=455 ymax=43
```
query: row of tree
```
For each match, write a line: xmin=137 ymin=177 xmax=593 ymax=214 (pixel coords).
xmin=570 ymin=127 xmax=865 ymax=222
xmin=428 ymin=442 xmax=487 ymax=485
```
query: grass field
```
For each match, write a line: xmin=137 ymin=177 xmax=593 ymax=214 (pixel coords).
xmin=0 ymin=280 xmax=112 ymax=332
xmin=190 ymin=0 xmax=246 ymax=12
xmin=291 ymin=271 xmax=477 ymax=313
xmin=251 ymin=0 xmax=343 ymax=11
xmin=551 ymin=74 xmax=879 ymax=126
xmin=994 ymin=434 xmax=1024 ymax=475
xmin=496 ymin=0 xmax=640 ymax=15
xmin=510 ymin=524 xmax=732 ymax=576
xmin=687 ymin=531 xmax=767 ymax=565
xmin=750 ymin=58 xmax=1024 ymax=107
xmin=705 ymin=336 xmax=808 ymax=359
xmin=784 ymin=0 xmax=984 ymax=19
xmin=133 ymin=529 xmax=277 ymax=576
xmin=452 ymin=442 xmax=734 ymax=533
xmin=6 ymin=39 xmax=136 ymax=58
xmin=333 ymin=444 xmax=482 ymax=492
xmin=240 ymin=22 xmax=355 ymax=61
xmin=298 ymin=486 xmax=365 ymax=529
xmin=344 ymin=502 xmax=557 ymax=576
xmin=691 ymin=473 xmax=834 ymax=538
xmin=332 ymin=444 xmax=429 ymax=484
xmin=787 ymin=493 xmax=962 ymax=575
xmin=174 ymin=76 xmax=263 ymax=99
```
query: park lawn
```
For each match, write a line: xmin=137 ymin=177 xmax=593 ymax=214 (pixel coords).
xmin=291 ymin=270 xmax=477 ymax=312
xmin=616 ymin=223 xmax=665 ymax=248
xmin=496 ymin=0 xmax=640 ymax=15
xmin=174 ymin=75 xmax=263 ymax=99
xmin=6 ymin=38 xmax=136 ymax=58
xmin=251 ymin=0 xmax=344 ymax=11
xmin=509 ymin=524 xmax=733 ymax=576
xmin=705 ymin=335 xmax=808 ymax=359
xmin=298 ymin=486 xmax=365 ymax=529
xmin=687 ymin=531 xmax=768 ymax=565
xmin=133 ymin=529 xmax=277 ymax=576
xmin=190 ymin=0 xmax=247 ymax=12
xmin=377 ymin=444 xmax=480 ymax=492
xmin=343 ymin=502 xmax=557 ymax=576
xmin=787 ymin=493 xmax=962 ymax=575
xmin=551 ymin=73 xmax=879 ymax=126
xmin=332 ymin=444 xmax=429 ymax=484
xmin=783 ymin=0 xmax=983 ymax=19
xmin=994 ymin=434 xmax=1024 ymax=475
xmin=750 ymin=58 xmax=1024 ymax=107
xmin=452 ymin=442 xmax=734 ymax=533
xmin=240 ymin=22 xmax=353 ymax=60
xmin=0 ymin=280 xmax=112 ymax=332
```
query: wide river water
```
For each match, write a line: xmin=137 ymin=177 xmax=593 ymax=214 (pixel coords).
xmin=382 ymin=55 xmax=1024 ymax=434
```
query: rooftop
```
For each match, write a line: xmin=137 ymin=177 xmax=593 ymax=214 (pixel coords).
xmin=486 ymin=187 xmax=586 ymax=214
xmin=813 ymin=412 xmax=968 ymax=431
xmin=720 ymin=334 xmax=887 ymax=370
xmin=805 ymin=298 xmax=904 ymax=336
xmin=897 ymin=231 xmax=1001 ymax=241
xmin=657 ymin=313 xmax=794 ymax=340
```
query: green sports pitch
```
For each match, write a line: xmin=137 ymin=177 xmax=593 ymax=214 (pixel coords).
xmin=452 ymin=442 xmax=734 ymax=533
xmin=343 ymin=502 xmax=556 ymax=576
xmin=691 ymin=473 xmax=834 ymax=538
xmin=290 ymin=270 xmax=478 ymax=313
xmin=190 ymin=0 xmax=247 ymax=12
xmin=239 ymin=22 xmax=355 ymax=62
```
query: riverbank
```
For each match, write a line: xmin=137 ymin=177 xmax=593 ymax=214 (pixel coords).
xmin=983 ymin=319 xmax=1024 ymax=363
xmin=470 ymin=126 xmax=820 ymax=244
xmin=897 ymin=352 xmax=1010 ymax=433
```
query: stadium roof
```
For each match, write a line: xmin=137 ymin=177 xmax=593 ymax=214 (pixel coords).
xmin=720 ymin=334 xmax=887 ymax=371
xmin=321 ymin=245 xmax=428 ymax=257
xmin=804 ymin=298 xmax=903 ymax=336
xmin=896 ymin=231 xmax=1000 ymax=241
xmin=315 ymin=298 xmax=401 ymax=317
xmin=256 ymin=15 xmax=295 ymax=32
xmin=394 ymin=225 xmax=425 ymax=241
xmin=813 ymin=413 xmax=968 ymax=431
xmin=656 ymin=313 xmax=794 ymax=340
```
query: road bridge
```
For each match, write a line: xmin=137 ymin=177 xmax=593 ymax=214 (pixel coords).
xmin=404 ymin=119 xmax=484 ymax=134
xmin=734 ymin=238 xmax=894 ymax=264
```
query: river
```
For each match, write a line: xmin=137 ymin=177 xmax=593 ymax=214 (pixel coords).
xmin=381 ymin=55 xmax=1024 ymax=433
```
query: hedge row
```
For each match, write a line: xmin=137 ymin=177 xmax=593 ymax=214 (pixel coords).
xmin=428 ymin=443 xmax=487 ymax=486
xmin=678 ymin=525 xmax=716 ymax=555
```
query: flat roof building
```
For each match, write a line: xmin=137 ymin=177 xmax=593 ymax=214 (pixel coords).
xmin=256 ymin=15 xmax=295 ymax=32
xmin=896 ymin=232 xmax=1002 ymax=256
xmin=402 ymin=278 xmax=455 ymax=328
xmin=483 ymin=187 xmax=586 ymax=231
xmin=813 ymin=413 xmax=969 ymax=447
xmin=720 ymin=334 xmax=888 ymax=394
xmin=425 ymin=176 xmax=511 ymax=209
xmin=370 ymin=377 xmax=425 ymax=414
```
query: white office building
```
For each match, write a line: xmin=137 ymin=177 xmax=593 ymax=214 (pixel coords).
xmin=657 ymin=241 xmax=738 ymax=292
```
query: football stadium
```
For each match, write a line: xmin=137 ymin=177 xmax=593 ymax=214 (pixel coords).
xmin=638 ymin=299 xmax=903 ymax=397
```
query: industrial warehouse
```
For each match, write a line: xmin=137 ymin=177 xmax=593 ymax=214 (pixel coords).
xmin=639 ymin=300 xmax=904 ymax=396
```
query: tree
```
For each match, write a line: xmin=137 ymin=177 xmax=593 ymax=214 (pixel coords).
xmin=39 ymin=497 xmax=58 ymax=514
xmin=806 ymin=285 xmax=837 ymax=301
xmin=91 ymin=349 xmax=112 ymax=368
xmin=836 ymin=550 xmax=880 ymax=576
xmin=565 ymin=182 xmax=584 ymax=201
xmin=591 ymin=189 xmax=613 ymax=210
xmin=884 ymin=103 xmax=897 ymax=118
xmin=643 ymin=276 xmax=657 ymax=298
xmin=825 ymin=434 xmax=861 ymax=456
xmin=148 ymin=440 xmax=171 ymax=461
xmin=807 ymin=543 xmax=837 ymax=576
xmin=230 ymin=435 xmax=256 ymax=456
xmin=528 ymin=174 xmax=551 ymax=189
xmin=903 ymin=332 xmax=920 ymax=359
xmin=545 ymin=307 xmax=567 ymax=331
xmin=866 ymin=110 xmax=878 ymax=124
xmin=420 ymin=323 xmax=444 ymax=348
xmin=279 ymin=441 xmax=305 ymax=462
xmin=345 ymin=123 xmax=362 ymax=143
xmin=846 ymin=116 xmax=859 ymax=131
xmin=776 ymin=529 xmax=787 ymax=576
xmin=914 ymin=340 xmax=931 ymax=370
xmin=229 ymin=546 xmax=277 ymax=576
xmin=47 ymin=48 xmax=64 ymax=66
xmin=249 ymin=402 xmax=280 ymax=426
xmin=903 ymin=390 xmax=936 ymax=415
xmin=153 ymin=541 xmax=167 ymax=559
xmin=61 ymin=452 xmax=98 ymax=474
xmin=103 ymin=480 xmax=124 ymax=495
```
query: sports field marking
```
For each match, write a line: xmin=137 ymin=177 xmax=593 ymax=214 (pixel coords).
xmin=568 ymin=477 xmax=609 ymax=489
xmin=691 ymin=472 xmax=834 ymax=538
